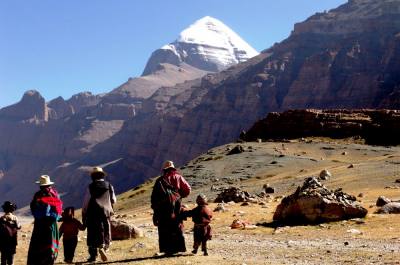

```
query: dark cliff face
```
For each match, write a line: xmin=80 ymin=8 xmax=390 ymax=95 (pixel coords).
xmin=2 ymin=0 xmax=400 ymax=207
xmin=243 ymin=109 xmax=400 ymax=146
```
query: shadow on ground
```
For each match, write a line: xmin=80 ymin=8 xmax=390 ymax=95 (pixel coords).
xmin=65 ymin=253 xmax=192 ymax=264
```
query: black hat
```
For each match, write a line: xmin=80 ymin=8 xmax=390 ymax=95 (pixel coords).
xmin=2 ymin=201 xmax=17 ymax=212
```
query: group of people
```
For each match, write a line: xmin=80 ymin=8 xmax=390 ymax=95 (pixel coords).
xmin=0 ymin=166 xmax=116 ymax=265
xmin=0 ymin=160 xmax=212 ymax=264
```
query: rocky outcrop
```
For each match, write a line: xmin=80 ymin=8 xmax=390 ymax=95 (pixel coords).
xmin=48 ymin=97 xmax=74 ymax=119
xmin=244 ymin=109 xmax=400 ymax=145
xmin=0 ymin=90 xmax=49 ymax=121
xmin=273 ymin=177 xmax=367 ymax=224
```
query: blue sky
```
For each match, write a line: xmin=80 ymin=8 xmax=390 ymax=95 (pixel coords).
xmin=0 ymin=0 xmax=347 ymax=108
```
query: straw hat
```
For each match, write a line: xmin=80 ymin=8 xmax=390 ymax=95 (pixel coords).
xmin=90 ymin=167 xmax=107 ymax=177
xmin=162 ymin=160 xmax=175 ymax=170
xmin=35 ymin=175 xmax=54 ymax=186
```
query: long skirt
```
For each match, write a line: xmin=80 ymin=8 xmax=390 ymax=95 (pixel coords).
xmin=86 ymin=214 xmax=110 ymax=248
xmin=27 ymin=218 xmax=59 ymax=265
xmin=158 ymin=218 xmax=186 ymax=254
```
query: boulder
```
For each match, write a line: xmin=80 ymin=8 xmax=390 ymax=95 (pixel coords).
xmin=110 ymin=219 xmax=144 ymax=240
xmin=319 ymin=169 xmax=332 ymax=180
xmin=376 ymin=202 xmax=400 ymax=214
xmin=214 ymin=187 xmax=251 ymax=203
xmin=227 ymin=145 xmax=245 ymax=155
xmin=263 ymin=184 xmax=275 ymax=194
xmin=376 ymin=196 xmax=391 ymax=207
xmin=273 ymin=177 xmax=367 ymax=224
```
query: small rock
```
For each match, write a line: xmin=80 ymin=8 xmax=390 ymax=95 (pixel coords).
xmin=263 ymin=184 xmax=275 ymax=194
xmin=358 ymin=193 xmax=364 ymax=198
xmin=347 ymin=228 xmax=362 ymax=235
xmin=395 ymin=179 xmax=400 ymax=183
xmin=342 ymin=151 xmax=348 ymax=155
xmin=240 ymin=202 xmax=250 ymax=206
xmin=376 ymin=196 xmax=391 ymax=207
xmin=227 ymin=145 xmax=245 ymax=155
xmin=344 ymin=241 xmax=349 ymax=246
xmin=319 ymin=169 xmax=332 ymax=180
xmin=348 ymin=164 xmax=354 ymax=168
xmin=213 ymin=203 xmax=226 ymax=212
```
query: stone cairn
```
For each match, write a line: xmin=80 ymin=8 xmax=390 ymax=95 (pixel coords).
xmin=273 ymin=177 xmax=367 ymax=224
xmin=214 ymin=187 xmax=251 ymax=203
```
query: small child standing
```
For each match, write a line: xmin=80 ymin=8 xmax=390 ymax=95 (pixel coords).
xmin=59 ymin=207 xmax=85 ymax=264
xmin=186 ymin=194 xmax=212 ymax=256
xmin=0 ymin=201 xmax=21 ymax=265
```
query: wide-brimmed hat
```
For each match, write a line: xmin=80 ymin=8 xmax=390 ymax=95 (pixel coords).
xmin=90 ymin=167 xmax=107 ymax=177
xmin=35 ymin=175 xmax=54 ymax=186
xmin=2 ymin=201 xmax=17 ymax=212
xmin=162 ymin=160 xmax=175 ymax=170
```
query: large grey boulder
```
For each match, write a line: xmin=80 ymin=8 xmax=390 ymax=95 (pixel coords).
xmin=110 ymin=219 xmax=144 ymax=240
xmin=273 ymin=177 xmax=367 ymax=224
xmin=376 ymin=202 xmax=400 ymax=214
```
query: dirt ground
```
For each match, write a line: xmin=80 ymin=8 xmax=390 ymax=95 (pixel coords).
xmin=12 ymin=138 xmax=400 ymax=264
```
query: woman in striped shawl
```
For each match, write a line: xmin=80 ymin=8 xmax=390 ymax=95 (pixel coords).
xmin=27 ymin=175 xmax=63 ymax=265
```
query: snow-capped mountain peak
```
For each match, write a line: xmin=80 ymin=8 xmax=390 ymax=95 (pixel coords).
xmin=142 ymin=16 xmax=259 ymax=76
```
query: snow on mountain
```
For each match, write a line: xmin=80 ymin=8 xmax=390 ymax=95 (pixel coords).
xmin=142 ymin=16 xmax=259 ymax=76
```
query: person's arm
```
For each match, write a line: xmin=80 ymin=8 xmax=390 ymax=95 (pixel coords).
xmin=81 ymin=187 xmax=90 ymax=225
xmin=75 ymin=218 xmax=85 ymax=231
xmin=59 ymin=222 xmax=64 ymax=238
xmin=109 ymin=184 xmax=117 ymax=205
xmin=151 ymin=180 xmax=160 ymax=226
xmin=178 ymin=175 xmax=191 ymax=198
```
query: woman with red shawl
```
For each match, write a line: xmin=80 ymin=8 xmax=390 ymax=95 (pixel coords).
xmin=27 ymin=175 xmax=63 ymax=265
xmin=151 ymin=160 xmax=191 ymax=256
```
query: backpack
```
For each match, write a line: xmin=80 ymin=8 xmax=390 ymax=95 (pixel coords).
xmin=156 ymin=178 xmax=182 ymax=219
xmin=0 ymin=218 xmax=18 ymax=241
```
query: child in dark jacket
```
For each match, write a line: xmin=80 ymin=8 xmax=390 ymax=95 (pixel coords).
xmin=186 ymin=194 xmax=212 ymax=256
xmin=59 ymin=207 xmax=85 ymax=263
xmin=0 ymin=201 xmax=21 ymax=265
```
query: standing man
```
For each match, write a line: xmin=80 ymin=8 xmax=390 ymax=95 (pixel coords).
xmin=82 ymin=167 xmax=116 ymax=262
xmin=151 ymin=160 xmax=191 ymax=256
